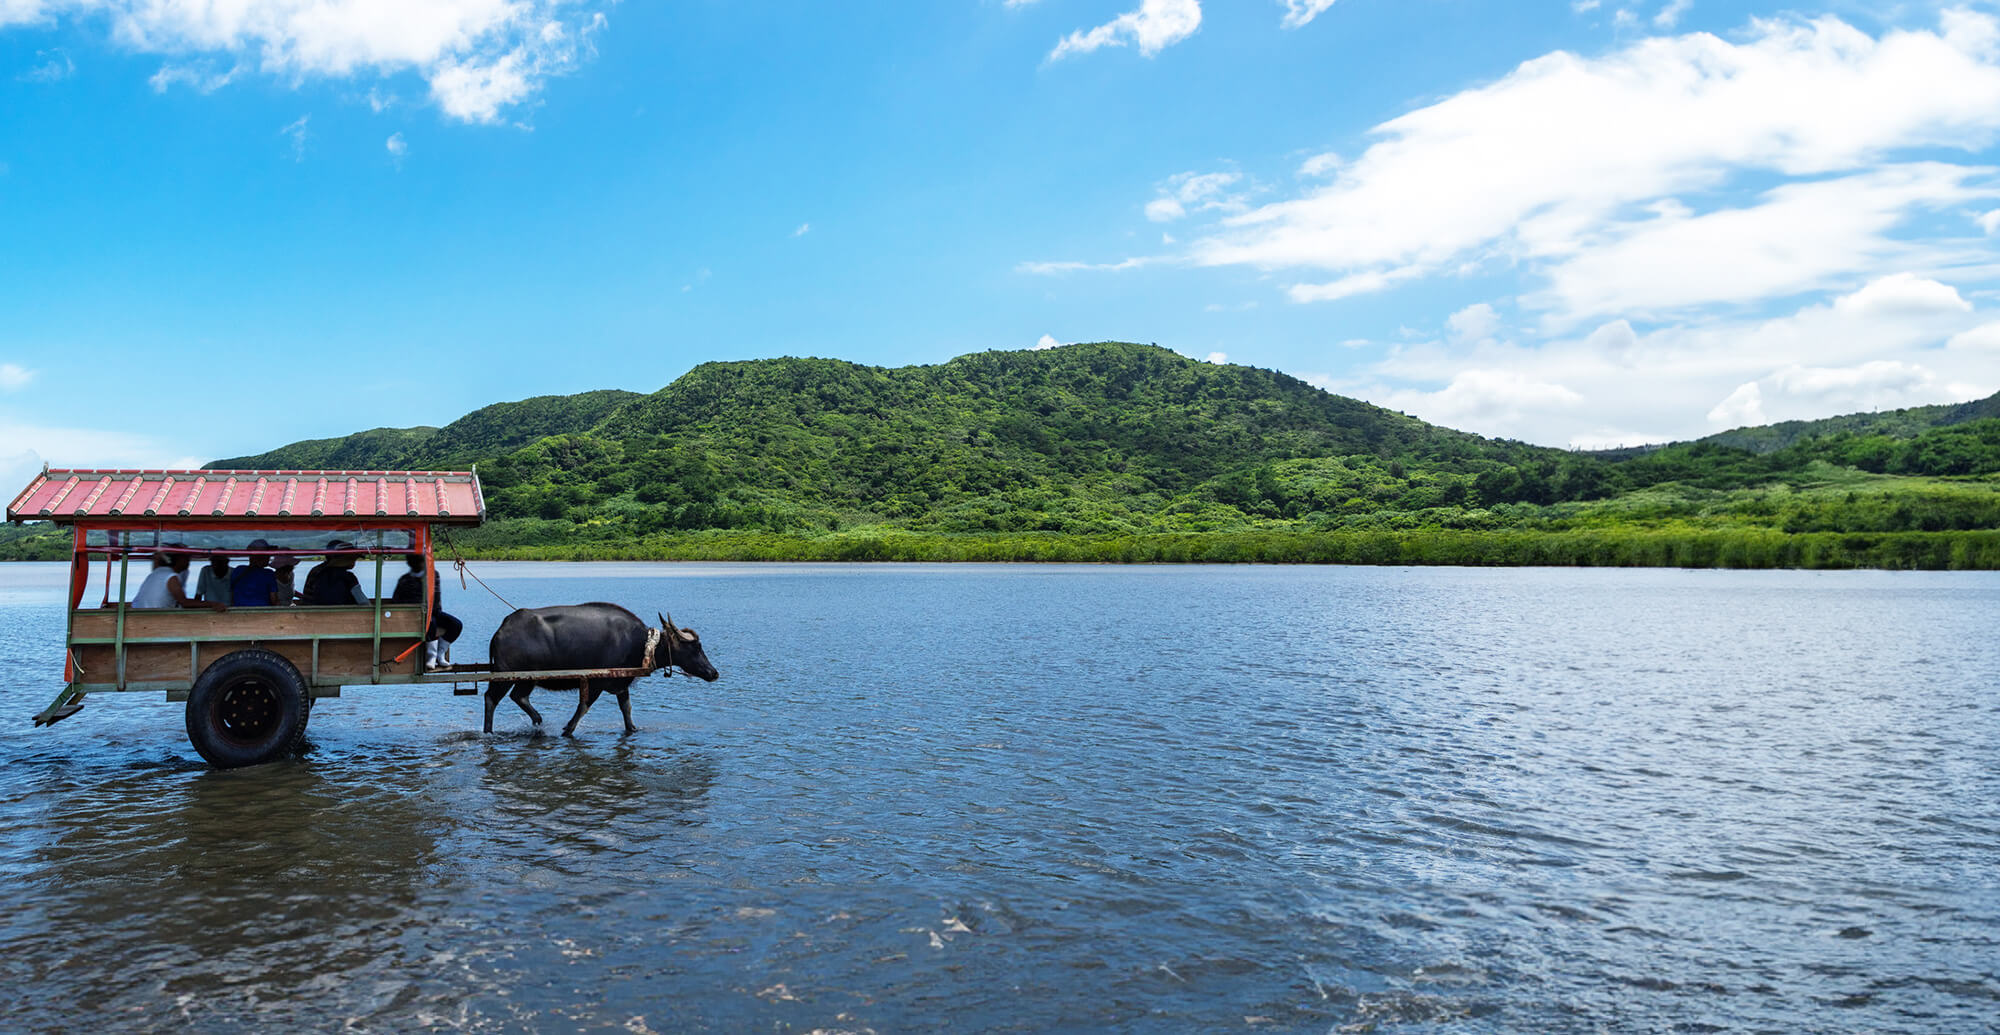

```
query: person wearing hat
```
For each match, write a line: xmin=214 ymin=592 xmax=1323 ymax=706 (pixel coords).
xmin=301 ymin=540 xmax=372 ymax=606
xmin=230 ymin=539 xmax=283 ymax=607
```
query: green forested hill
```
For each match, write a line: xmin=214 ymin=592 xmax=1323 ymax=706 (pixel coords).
xmin=148 ymin=341 xmax=2000 ymax=568
xmin=212 ymin=389 xmax=639 ymax=470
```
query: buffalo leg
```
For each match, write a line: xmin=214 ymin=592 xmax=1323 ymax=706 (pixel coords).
xmin=615 ymin=691 xmax=638 ymax=734
xmin=510 ymin=684 xmax=545 ymax=729
xmin=482 ymin=682 xmax=509 ymax=733
xmin=563 ymin=686 xmax=604 ymax=737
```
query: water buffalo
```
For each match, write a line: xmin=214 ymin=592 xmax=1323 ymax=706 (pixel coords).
xmin=484 ymin=602 xmax=719 ymax=736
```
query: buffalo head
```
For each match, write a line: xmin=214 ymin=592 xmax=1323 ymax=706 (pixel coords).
xmin=659 ymin=612 xmax=720 ymax=682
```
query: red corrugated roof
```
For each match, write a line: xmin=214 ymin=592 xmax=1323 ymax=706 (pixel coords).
xmin=6 ymin=469 xmax=486 ymax=525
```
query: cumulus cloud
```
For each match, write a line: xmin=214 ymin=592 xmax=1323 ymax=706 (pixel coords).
xmin=3 ymin=0 xmax=609 ymax=123
xmin=1832 ymin=271 xmax=1972 ymax=317
xmin=1280 ymin=0 xmax=1337 ymax=30
xmin=1205 ymin=351 xmax=1228 ymax=364
xmin=1378 ymin=370 xmax=1585 ymax=432
xmin=1034 ymin=334 xmax=1063 ymax=350
xmin=1348 ymin=273 xmax=1995 ymax=445
xmin=1946 ymin=320 xmax=2000 ymax=350
xmin=1709 ymin=361 xmax=1951 ymax=429
xmin=1050 ymin=0 xmax=1200 ymax=61
xmin=1447 ymin=303 xmax=1501 ymax=343
xmin=1181 ymin=12 xmax=2000 ymax=322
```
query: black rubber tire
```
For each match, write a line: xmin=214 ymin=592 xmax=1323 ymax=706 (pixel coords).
xmin=184 ymin=649 xmax=311 ymax=769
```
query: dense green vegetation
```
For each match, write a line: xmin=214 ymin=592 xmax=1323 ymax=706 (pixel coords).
xmin=9 ymin=342 xmax=1998 ymax=567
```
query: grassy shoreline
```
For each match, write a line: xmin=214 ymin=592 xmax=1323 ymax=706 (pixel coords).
xmin=455 ymin=528 xmax=2000 ymax=569
xmin=8 ymin=526 xmax=1999 ymax=568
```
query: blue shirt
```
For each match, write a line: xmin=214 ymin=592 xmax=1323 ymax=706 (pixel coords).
xmin=231 ymin=566 xmax=279 ymax=607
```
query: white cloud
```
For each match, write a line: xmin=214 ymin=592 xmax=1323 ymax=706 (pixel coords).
xmin=1280 ymin=0 xmax=1336 ymax=31
xmin=0 ymin=421 xmax=209 ymax=500
xmin=1572 ymin=0 xmax=1602 ymax=12
xmin=1145 ymin=170 xmax=1245 ymax=223
xmin=1653 ymin=0 xmax=1690 ymax=30
xmin=1016 ymin=255 xmax=1165 ymax=275
xmin=19 ymin=46 xmax=71 ymax=81
xmin=385 ymin=131 xmax=407 ymax=161
xmin=1378 ymin=370 xmax=1584 ymax=431
xmin=1706 ymin=360 xmax=1964 ymax=429
xmin=1050 ymin=0 xmax=1200 ymax=61
xmin=1832 ymin=271 xmax=1971 ymax=317
xmin=1349 ymin=273 xmax=1995 ymax=445
xmin=1034 ymin=334 xmax=1063 ymax=350
xmin=1287 ymin=265 xmax=1424 ymax=302
xmin=1297 ymin=151 xmax=1342 ymax=178
xmin=1979 ymin=209 xmax=2000 ymax=234
xmin=5 ymin=1 xmax=609 ymax=124
xmin=1707 ymin=381 xmax=1765 ymax=426
xmin=278 ymin=114 xmax=308 ymax=161
xmin=1447 ymin=303 xmax=1500 ymax=343
xmin=1947 ymin=320 xmax=2000 ymax=350
xmin=149 ymin=62 xmax=237 ymax=93
xmin=1530 ymin=164 xmax=1990 ymax=324
xmin=793 ymin=222 xmax=811 ymax=237
xmin=1180 ymin=12 xmax=2000 ymax=321
xmin=0 ymin=363 xmax=33 ymax=391
xmin=1205 ymin=351 xmax=1228 ymax=364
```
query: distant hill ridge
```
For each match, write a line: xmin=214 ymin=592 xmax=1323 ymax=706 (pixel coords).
xmin=211 ymin=343 xmax=1526 ymax=474
xmin=201 ymin=342 xmax=2000 ymax=550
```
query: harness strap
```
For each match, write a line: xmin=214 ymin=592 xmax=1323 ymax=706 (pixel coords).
xmin=641 ymin=627 xmax=669 ymax=674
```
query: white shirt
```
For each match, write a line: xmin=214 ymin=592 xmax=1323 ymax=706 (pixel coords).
xmin=131 ymin=567 xmax=183 ymax=608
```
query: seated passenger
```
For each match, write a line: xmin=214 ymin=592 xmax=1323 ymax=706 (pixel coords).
xmin=392 ymin=554 xmax=462 ymax=666
xmin=272 ymin=555 xmax=298 ymax=607
xmin=230 ymin=539 xmax=282 ymax=607
xmin=132 ymin=552 xmax=226 ymax=611
xmin=194 ymin=550 xmax=234 ymax=604
xmin=301 ymin=540 xmax=371 ymax=606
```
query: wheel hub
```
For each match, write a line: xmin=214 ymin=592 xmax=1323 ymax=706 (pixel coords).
xmin=216 ymin=679 xmax=280 ymax=743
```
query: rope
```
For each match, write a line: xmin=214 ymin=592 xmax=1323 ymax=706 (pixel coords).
xmin=437 ymin=529 xmax=518 ymax=611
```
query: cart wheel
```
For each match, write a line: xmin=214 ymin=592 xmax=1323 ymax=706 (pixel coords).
xmin=184 ymin=649 xmax=311 ymax=769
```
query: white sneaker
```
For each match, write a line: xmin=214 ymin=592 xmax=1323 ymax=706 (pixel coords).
xmin=441 ymin=641 xmax=452 ymax=665
xmin=425 ymin=640 xmax=444 ymax=669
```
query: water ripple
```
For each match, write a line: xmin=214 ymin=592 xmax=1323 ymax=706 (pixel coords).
xmin=0 ymin=563 xmax=1997 ymax=1031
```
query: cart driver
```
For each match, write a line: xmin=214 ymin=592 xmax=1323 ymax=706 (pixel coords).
xmin=300 ymin=540 xmax=372 ymax=606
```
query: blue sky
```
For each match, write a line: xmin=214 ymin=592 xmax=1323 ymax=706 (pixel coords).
xmin=3 ymin=0 xmax=1999 ymax=488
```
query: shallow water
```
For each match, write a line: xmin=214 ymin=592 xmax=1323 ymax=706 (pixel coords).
xmin=2 ymin=562 xmax=1997 ymax=1032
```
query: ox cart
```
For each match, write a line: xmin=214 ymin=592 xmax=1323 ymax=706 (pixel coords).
xmin=6 ymin=468 xmax=659 ymax=768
